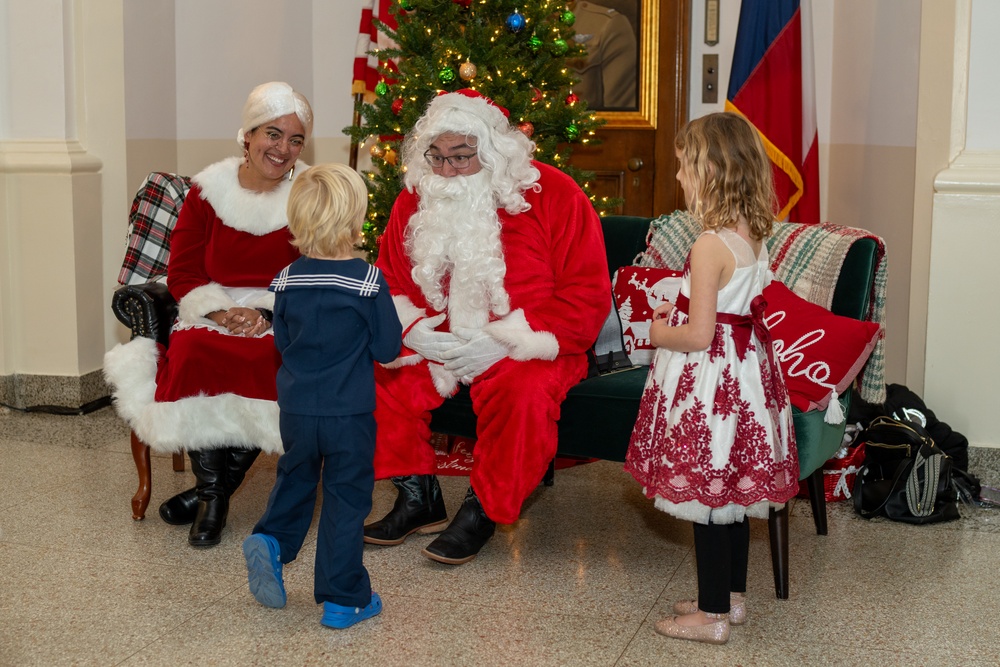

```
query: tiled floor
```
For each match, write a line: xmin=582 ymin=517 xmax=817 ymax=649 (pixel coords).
xmin=2 ymin=406 xmax=999 ymax=666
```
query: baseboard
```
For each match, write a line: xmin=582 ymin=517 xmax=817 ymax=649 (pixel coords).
xmin=0 ymin=370 xmax=110 ymax=413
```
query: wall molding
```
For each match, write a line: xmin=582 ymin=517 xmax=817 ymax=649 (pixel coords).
xmin=0 ymin=140 xmax=102 ymax=174
xmin=935 ymin=150 xmax=1000 ymax=194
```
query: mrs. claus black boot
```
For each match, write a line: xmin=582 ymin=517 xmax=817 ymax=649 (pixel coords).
xmin=363 ymin=474 xmax=448 ymax=545
xmin=188 ymin=448 xmax=229 ymax=547
xmin=225 ymin=447 xmax=261 ymax=497
xmin=158 ymin=447 xmax=259 ymax=526
xmin=158 ymin=486 xmax=199 ymax=525
xmin=422 ymin=486 xmax=496 ymax=565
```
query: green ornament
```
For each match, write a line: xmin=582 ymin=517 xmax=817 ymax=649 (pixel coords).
xmin=564 ymin=123 xmax=580 ymax=141
xmin=375 ymin=80 xmax=388 ymax=96
xmin=399 ymin=0 xmax=414 ymax=10
xmin=560 ymin=10 xmax=576 ymax=26
xmin=552 ymin=38 xmax=569 ymax=56
xmin=363 ymin=221 xmax=375 ymax=233
xmin=438 ymin=67 xmax=457 ymax=84
xmin=529 ymin=35 xmax=543 ymax=53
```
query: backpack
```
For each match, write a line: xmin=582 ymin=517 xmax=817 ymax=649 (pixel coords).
xmin=852 ymin=416 xmax=960 ymax=524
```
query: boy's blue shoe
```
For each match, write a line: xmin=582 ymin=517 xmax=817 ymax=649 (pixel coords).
xmin=242 ymin=533 xmax=286 ymax=609
xmin=320 ymin=591 xmax=383 ymax=629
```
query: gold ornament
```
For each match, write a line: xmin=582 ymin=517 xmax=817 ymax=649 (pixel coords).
xmin=459 ymin=61 xmax=478 ymax=81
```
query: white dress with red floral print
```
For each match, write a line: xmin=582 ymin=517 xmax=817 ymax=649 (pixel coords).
xmin=624 ymin=228 xmax=799 ymax=525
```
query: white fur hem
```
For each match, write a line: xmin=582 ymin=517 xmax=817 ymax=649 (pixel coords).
xmin=483 ymin=309 xmax=558 ymax=361
xmin=103 ymin=337 xmax=282 ymax=454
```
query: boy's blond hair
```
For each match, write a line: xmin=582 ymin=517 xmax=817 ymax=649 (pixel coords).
xmin=286 ymin=163 xmax=368 ymax=257
xmin=675 ymin=112 xmax=777 ymax=241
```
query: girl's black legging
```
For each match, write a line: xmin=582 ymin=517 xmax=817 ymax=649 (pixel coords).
xmin=692 ymin=518 xmax=750 ymax=614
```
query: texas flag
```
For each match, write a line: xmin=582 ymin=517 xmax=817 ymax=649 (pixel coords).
xmin=726 ymin=0 xmax=820 ymax=224
xmin=352 ymin=0 xmax=398 ymax=101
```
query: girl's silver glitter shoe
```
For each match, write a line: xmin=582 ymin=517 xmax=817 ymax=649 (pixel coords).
xmin=672 ymin=593 xmax=746 ymax=625
xmin=654 ymin=612 xmax=730 ymax=645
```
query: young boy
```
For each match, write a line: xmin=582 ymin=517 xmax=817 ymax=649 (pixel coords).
xmin=242 ymin=163 xmax=402 ymax=629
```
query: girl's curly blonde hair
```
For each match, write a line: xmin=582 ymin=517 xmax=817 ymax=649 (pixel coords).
xmin=675 ymin=112 xmax=777 ymax=241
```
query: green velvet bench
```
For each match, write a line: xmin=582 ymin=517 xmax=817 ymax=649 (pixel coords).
xmin=429 ymin=214 xmax=879 ymax=600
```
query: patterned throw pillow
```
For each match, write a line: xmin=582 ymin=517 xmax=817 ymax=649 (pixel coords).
xmin=762 ymin=281 xmax=882 ymax=412
xmin=611 ymin=266 xmax=683 ymax=365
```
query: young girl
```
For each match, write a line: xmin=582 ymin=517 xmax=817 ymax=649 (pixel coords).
xmin=624 ymin=112 xmax=799 ymax=645
xmin=242 ymin=163 xmax=402 ymax=629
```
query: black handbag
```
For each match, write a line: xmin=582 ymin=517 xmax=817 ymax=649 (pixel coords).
xmin=852 ymin=416 xmax=959 ymax=524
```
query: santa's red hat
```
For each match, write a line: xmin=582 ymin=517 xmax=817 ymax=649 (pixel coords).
xmin=435 ymin=88 xmax=510 ymax=119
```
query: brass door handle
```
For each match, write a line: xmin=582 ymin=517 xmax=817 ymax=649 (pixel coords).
xmin=627 ymin=157 xmax=644 ymax=171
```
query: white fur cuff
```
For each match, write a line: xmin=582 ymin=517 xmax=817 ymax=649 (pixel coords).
xmin=178 ymin=283 xmax=238 ymax=322
xmin=392 ymin=294 xmax=426 ymax=333
xmin=483 ymin=309 xmax=559 ymax=361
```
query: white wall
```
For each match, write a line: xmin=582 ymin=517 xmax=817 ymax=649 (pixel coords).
xmin=687 ymin=0 xmax=921 ymax=389
xmin=966 ymin=1 xmax=1000 ymax=151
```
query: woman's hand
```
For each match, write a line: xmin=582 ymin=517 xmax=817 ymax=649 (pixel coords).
xmin=209 ymin=307 xmax=270 ymax=337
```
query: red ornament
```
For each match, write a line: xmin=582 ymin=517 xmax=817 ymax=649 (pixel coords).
xmin=565 ymin=92 xmax=579 ymax=106
xmin=391 ymin=98 xmax=404 ymax=115
xmin=453 ymin=0 xmax=472 ymax=6
xmin=531 ymin=88 xmax=543 ymax=103
xmin=517 ymin=121 xmax=534 ymax=138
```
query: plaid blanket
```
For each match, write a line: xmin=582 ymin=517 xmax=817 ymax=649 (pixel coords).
xmin=636 ymin=210 xmax=887 ymax=405
xmin=117 ymin=172 xmax=192 ymax=285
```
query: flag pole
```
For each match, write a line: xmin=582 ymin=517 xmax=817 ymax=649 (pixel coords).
xmin=349 ymin=92 xmax=363 ymax=170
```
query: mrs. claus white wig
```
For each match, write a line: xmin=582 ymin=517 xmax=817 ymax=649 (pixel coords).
xmin=237 ymin=81 xmax=314 ymax=146
xmin=402 ymin=89 xmax=540 ymax=215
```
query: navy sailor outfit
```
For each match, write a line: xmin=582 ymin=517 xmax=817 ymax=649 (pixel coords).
xmin=252 ymin=257 xmax=402 ymax=607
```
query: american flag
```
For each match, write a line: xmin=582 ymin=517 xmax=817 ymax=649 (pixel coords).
xmin=352 ymin=0 xmax=398 ymax=101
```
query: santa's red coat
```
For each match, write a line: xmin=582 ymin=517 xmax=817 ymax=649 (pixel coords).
xmin=374 ymin=161 xmax=611 ymax=523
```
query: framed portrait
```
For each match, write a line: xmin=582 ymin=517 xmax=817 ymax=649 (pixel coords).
xmin=570 ymin=0 xmax=658 ymax=128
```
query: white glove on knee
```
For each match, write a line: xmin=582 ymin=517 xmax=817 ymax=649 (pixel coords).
xmin=441 ymin=327 xmax=509 ymax=382
xmin=403 ymin=314 xmax=460 ymax=364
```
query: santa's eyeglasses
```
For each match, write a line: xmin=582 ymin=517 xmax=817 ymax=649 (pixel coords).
xmin=423 ymin=151 xmax=478 ymax=170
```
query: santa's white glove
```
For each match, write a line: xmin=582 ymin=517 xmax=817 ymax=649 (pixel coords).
xmin=403 ymin=313 xmax=460 ymax=364
xmin=441 ymin=327 xmax=509 ymax=382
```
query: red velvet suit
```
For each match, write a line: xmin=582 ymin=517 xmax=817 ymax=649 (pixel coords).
xmin=374 ymin=162 xmax=611 ymax=523
xmin=104 ymin=157 xmax=303 ymax=455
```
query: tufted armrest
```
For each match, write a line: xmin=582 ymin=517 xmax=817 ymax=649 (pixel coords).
xmin=111 ymin=281 xmax=177 ymax=348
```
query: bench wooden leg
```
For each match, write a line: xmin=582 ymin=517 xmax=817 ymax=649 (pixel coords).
xmin=806 ymin=469 xmax=829 ymax=535
xmin=172 ymin=452 xmax=185 ymax=472
xmin=130 ymin=431 xmax=151 ymax=521
xmin=768 ymin=505 xmax=789 ymax=600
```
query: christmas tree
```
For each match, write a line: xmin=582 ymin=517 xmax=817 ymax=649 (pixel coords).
xmin=344 ymin=0 xmax=612 ymax=259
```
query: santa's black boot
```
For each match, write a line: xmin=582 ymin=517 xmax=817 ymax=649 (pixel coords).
xmin=364 ymin=474 xmax=448 ymax=545
xmin=422 ymin=486 xmax=496 ymax=565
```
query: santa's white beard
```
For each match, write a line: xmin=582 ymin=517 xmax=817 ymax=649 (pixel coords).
xmin=407 ymin=171 xmax=511 ymax=329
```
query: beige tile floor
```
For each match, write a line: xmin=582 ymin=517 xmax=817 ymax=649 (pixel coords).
xmin=2 ymin=405 xmax=1000 ymax=667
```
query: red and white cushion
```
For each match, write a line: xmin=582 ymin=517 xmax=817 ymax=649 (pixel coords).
xmin=611 ymin=266 xmax=683 ymax=365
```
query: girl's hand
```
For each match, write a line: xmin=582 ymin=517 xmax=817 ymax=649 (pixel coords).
xmin=653 ymin=301 xmax=675 ymax=321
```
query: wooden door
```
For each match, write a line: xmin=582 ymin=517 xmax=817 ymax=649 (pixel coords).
xmin=568 ymin=0 xmax=690 ymax=218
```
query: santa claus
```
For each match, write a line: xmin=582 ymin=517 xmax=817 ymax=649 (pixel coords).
xmin=365 ymin=89 xmax=611 ymax=564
